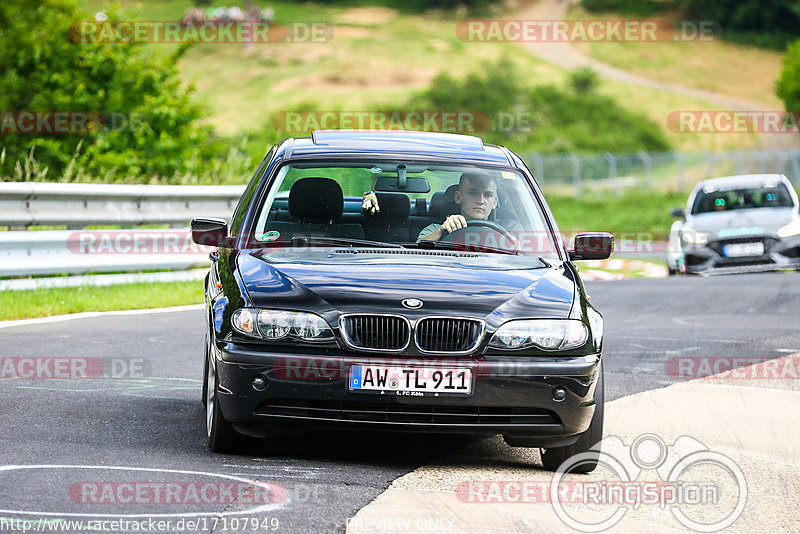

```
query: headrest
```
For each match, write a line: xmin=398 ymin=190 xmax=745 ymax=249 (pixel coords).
xmin=414 ymin=198 xmax=427 ymax=216
xmin=429 ymin=184 xmax=460 ymax=221
xmin=289 ymin=177 xmax=343 ymax=220
xmin=369 ymin=192 xmax=410 ymax=221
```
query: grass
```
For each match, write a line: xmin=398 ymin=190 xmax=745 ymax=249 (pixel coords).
xmin=546 ymin=189 xmax=688 ymax=240
xmin=568 ymin=4 xmax=786 ymax=108
xmin=0 ymin=281 xmax=204 ymax=321
xmin=73 ymin=0 xmax=765 ymax=157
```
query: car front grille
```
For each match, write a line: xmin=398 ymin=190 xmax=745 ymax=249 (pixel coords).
xmin=415 ymin=318 xmax=483 ymax=353
xmin=341 ymin=315 xmax=410 ymax=351
xmin=256 ymin=400 xmax=561 ymax=426
xmin=340 ymin=315 xmax=484 ymax=353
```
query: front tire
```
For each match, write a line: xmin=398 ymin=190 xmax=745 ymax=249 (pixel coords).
xmin=540 ymin=365 xmax=604 ymax=473
xmin=205 ymin=335 xmax=247 ymax=454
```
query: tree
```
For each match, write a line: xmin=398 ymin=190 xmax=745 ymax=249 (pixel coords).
xmin=0 ymin=0 xmax=212 ymax=181
xmin=776 ymin=40 xmax=800 ymax=122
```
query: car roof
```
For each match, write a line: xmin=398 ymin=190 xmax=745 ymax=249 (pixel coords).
xmin=280 ymin=130 xmax=515 ymax=166
xmin=694 ymin=174 xmax=791 ymax=190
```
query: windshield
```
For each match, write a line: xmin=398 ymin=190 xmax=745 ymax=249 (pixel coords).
xmin=250 ymin=161 xmax=559 ymax=257
xmin=691 ymin=182 xmax=795 ymax=214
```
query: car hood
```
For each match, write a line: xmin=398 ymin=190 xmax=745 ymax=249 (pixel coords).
xmin=687 ymin=208 xmax=795 ymax=238
xmin=237 ymin=251 xmax=576 ymax=323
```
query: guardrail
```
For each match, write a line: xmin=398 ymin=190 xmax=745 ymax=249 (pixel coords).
xmin=0 ymin=182 xmax=245 ymax=227
xmin=0 ymin=182 xmax=246 ymax=285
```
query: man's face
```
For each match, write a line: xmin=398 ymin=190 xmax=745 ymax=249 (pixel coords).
xmin=454 ymin=177 xmax=498 ymax=220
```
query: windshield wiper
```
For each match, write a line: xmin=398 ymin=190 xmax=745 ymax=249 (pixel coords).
xmin=417 ymin=240 xmax=521 ymax=256
xmin=290 ymin=236 xmax=404 ymax=249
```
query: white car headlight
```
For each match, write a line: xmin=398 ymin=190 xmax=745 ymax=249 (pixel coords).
xmin=680 ymin=226 xmax=708 ymax=244
xmin=777 ymin=219 xmax=800 ymax=238
xmin=489 ymin=319 xmax=588 ymax=351
xmin=232 ymin=308 xmax=333 ymax=342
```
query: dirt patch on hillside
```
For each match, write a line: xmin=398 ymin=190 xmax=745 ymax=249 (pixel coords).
xmin=334 ymin=7 xmax=397 ymax=26
xmin=271 ymin=66 xmax=436 ymax=93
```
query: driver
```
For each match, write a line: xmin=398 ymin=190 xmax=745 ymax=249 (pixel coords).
xmin=417 ymin=172 xmax=498 ymax=242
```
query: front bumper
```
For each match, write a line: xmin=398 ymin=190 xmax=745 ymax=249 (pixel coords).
xmin=214 ymin=342 xmax=602 ymax=448
xmin=682 ymin=235 xmax=800 ymax=273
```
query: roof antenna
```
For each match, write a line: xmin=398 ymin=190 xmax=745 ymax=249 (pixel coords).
xmin=397 ymin=164 xmax=407 ymax=188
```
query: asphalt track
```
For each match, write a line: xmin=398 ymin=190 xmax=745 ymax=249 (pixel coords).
xmin=1 ymin=272 xmax=798 ymax=533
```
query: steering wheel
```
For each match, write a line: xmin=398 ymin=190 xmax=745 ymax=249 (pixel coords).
xmin=442 ymin=219 xmax=519 ymax=251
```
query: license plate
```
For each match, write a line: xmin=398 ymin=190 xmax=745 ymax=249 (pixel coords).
xmin=349 ymin=364 xmax=472 ymax=396
xmin=723 ymin=242 xmax=764 ymax=257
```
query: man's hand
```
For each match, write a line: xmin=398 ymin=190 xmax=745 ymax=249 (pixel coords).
xmin=362 ymin=191 xmax=380 ymax=215
xmin=441 ymin=214 xmax=467 ymax=234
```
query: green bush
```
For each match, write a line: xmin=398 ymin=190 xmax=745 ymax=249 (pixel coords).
xmin=777 ymin=39 xmax=800 ymax=123
xmin=408 ymin=58 xmax=671 ymax=154
xmin=0 ymin=0 xmax=214 ymax=182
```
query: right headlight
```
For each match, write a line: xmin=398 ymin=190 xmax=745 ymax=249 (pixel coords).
xmin=777 ymin=219 xmax=800 ymax=238
xmin=232 ymin=308 xmax=334 ymax=342
xmin=680 ymin=226 xmax=708 ymax=244
xmin=488 ymin=319 xmax=588 ymax=351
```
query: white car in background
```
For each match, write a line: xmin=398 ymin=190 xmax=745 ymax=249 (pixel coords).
xmin=667 ymin=174 xmax=800 ymax=275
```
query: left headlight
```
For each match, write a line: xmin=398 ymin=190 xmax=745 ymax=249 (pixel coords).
xmin=680 ymin=226 xmax=708 ymax=244
xmin=777 ymin=219 xmax=800 ymax=238
xmin=232 ymin=308 xmax=334 ymax=342
xmin=488 ymin=319 xmax=588 ymax=351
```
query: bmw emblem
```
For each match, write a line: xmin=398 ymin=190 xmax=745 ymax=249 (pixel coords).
xmin=402 ymin=298 xmax=423 ymax=309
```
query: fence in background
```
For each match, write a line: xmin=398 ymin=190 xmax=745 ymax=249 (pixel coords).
xmin=526 ymin=148 xmax=800 ymax=197
xmin=3 ymin=147 xmax=800 ymax=287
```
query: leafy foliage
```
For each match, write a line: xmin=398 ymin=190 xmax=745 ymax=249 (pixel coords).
xmin=409 ymin=58 xmax=671 ymax=154
xmin=777 ymin=40 xmax=800 ymax=119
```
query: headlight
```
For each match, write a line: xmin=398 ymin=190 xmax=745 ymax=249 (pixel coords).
xmin=680 ymin=226 xmax=708 ymax=244
xmin=489 ymin=319 xmax=588 ymax=351
xmin=232 ymin=308 xmax=334 ymax=342
xmin=777 ymin=219 xmax=800 ymax=238
xmin=232 ymin=308 xmax=255 ymax=335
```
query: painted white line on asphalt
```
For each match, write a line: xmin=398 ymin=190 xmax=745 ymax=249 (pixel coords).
xmin=0 ymin=464 xmax=285 ymax=518
xmin=0 ymin=304 xmax=204 ymax=330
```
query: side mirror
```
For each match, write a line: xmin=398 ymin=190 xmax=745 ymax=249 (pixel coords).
xmin=191 ymin=217 xmax=231 ymax=247
xmin=671 ymin=208 xmax=686 ymax=219
xmin=569 ymin=232 xmax=614 ymax=261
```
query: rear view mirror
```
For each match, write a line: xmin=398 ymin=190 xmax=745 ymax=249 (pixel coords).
xmin=569 ymin=232 xmax=614 ymax=261
xmin=191 ymin=217 xmax=230 ymax=247
xmin=671 ymin=208 xmax=686 ymax=219
xmin=374 ymin=176 xmax=430 ymax=193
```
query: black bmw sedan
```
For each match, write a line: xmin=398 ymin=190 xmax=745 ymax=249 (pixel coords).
xmin=192 ymin=130 xmax=613 ymax=472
